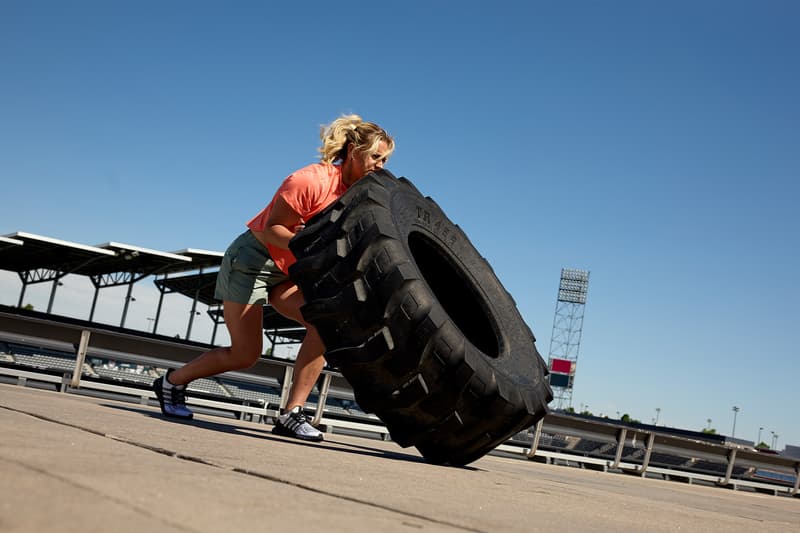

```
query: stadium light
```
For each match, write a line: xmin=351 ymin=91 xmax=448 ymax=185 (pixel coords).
xmin=557 ymin=268 xmax=589 ymax=304
xmin=731 ymin=406 xmax=740 ymax=438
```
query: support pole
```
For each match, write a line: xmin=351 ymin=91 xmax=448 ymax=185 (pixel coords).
xmin=120 ymin=281 xmax=134 ymax=327
xmin=71 ymin=330 xmax=91 ymax=388
xmin=211 ymin=308 xmax=221 ymax=345
xmin=47 ymin=278 xmax=61 ymax=313
xmin=526 ymin=418 xmax=545 ymax=459
xmin=186 ymin=293 xmax=199 ymax=340
xmin=612 ymin=428 xmax=627 ymax=469
xmin=153 ymin=273 xmax=166 ymax=334
xmin=640 ymin=432 xmax=655 ymax=477
xmin=185 ymin=268 xmax=204 ymax=341
xmin=311 ymin=373 xmax=332 ymax=426
xmin=17 ymin=272 xmax=27 ymax=307
xmin=279 ymin=366 xmax=294 ymax=411
xmin=89 ymin=285 xmax=100 ymax=321
xmin=723 ymin=447 xmax=738 ymax=486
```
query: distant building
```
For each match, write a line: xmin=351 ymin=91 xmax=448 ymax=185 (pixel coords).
xmin=784 ymin=444 xmax=800 ymax=459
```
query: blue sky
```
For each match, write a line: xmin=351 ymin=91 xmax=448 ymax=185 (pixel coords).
xmin=1 ymin=1 xmax=798 ymax=448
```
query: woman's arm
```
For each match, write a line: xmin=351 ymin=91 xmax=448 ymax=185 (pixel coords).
xmin=254 ymin=195 xmax=304 ymax=250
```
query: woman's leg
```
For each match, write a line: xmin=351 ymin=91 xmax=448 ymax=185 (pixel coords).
xmin=268 ymin=281 xmax=326 ymax=410
xmin=168 ymin=301 xmax=264 ymax=386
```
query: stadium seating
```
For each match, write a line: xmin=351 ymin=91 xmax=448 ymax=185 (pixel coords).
xmin=12 ymin=353 xmax=78 ymax=373
xmin=647 ymin=452 xmax=692 ymax=468
xmin=570 ymin=438 xmax=606 ymax=455
xmin=186 ymin=377 xmax=231 ymax=397
xmin=93 ymin=367 xmax=154 ymax=386
xmin=692 ymin=460 xmax=748 ymax=476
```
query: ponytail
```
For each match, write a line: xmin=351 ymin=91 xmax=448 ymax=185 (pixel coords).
xmin=318 ymin=114 xmax=394 ymax=164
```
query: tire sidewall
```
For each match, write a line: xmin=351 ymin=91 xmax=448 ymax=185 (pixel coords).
xmin=387 ymin=183 xmax=538 ymax=383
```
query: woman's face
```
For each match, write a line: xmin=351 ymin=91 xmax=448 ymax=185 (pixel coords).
xmin=344 ymin=140 xmax=390 ymax=185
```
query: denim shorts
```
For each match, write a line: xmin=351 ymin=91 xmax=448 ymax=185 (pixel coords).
xmin=214 ymin=230 xmax=289 ymax=305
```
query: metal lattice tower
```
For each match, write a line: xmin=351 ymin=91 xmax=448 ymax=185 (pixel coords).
xmin=547 ymin=268 xmax=590 ymax=410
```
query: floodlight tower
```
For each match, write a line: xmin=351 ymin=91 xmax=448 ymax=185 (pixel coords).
xmin=547 ymin=268 xmax=590 ymax=410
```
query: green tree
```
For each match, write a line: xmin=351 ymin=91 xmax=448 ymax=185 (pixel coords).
xmin=702 ymin=427 xmax=717 ymax=435
xmin=23 ymin=303 xmax=34 ymax=311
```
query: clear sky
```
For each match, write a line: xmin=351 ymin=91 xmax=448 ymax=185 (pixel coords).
xmin=1 ymin=1 xmax=798 ymax=449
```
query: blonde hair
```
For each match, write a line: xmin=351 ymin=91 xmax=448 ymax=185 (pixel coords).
xmin=318 ymin=114 xmax=395 ymax=164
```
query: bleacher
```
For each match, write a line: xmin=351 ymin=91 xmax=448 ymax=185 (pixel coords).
xmin=612 ymin=445 xmax=643 ymax=460
xmin=648 ymin=452 xmax=692 ymax=468
xmin=538 ymin=433 xmax=570 ymax=450
xmin=12 ymin=353 xmax=80 ymax=373
xmin=220 ymin=380 xmax=281 ymax=407
xmin=186 ymin=377 xmax=232 ymax=397
xmin=692 ymin=460 xmax=748 ymax=477
xmin=570 ymin=438 xmax=606 ymax=455
xmin=93 ymin=367 xmax=155 ymax=385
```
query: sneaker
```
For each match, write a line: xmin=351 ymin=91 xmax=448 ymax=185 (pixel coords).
xmin=152 ymin=370 xmax=194 ymax=420
xmin=272 ymin=406 xmax=324 ymax=442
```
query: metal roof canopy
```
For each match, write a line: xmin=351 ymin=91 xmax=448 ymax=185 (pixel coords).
xmin=72 ymin=242 xmax=193 ymax=327
xmin=0 ymin=232 xmax=218 ymax=332
xmin=1 ymin=232 xmax=116 ymax=273
xmin=155 ymin=271 xmax=219 ymax=307
xmin=0 ymin=236 xmax=24 ymax=250
xmin=169 ymin=249 xmax=224 ymax=274
xmin=78 ymin=241 xmax=191 ymax=278
xmin=1 ymin=232 xmax=117 ymax=312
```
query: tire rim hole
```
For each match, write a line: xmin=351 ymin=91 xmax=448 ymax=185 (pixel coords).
xmin=408 ymin=231 xmax=499 ymax=358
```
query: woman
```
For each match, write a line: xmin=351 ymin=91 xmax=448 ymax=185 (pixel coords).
xmin=153 ymin=114 xmax=395 ymax=441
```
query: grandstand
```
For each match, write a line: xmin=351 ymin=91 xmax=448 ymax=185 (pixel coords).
xmin=1 ymin=230 xmax=799 ymax=498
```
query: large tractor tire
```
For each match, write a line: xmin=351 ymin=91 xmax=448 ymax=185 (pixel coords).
xmin=289 ymin=169 xmax=552 ymax=466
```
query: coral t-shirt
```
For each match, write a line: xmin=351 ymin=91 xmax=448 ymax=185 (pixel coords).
xmin=247 ymin=163 xmax=346 ymax=274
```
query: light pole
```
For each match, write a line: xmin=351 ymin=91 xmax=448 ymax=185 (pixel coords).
xmin=757 ymin=426 xmax=763 ymax=446
xmin=654 ymin=407 xmax=661 ymax=426
xmin=706 ymin=418 xmax=712 ymax=430
xmin=731 ymin=406 xmax=740 ymax=438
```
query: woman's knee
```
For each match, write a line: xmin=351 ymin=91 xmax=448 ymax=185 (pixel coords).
xmin=228 ymin=340 xmax=263 ymax=368
xmin=269 ymin=282 xmax=306 ymax=324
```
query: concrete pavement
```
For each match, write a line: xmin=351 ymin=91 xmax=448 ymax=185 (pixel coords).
xmin=1 ymin=383 xmax=798 ymax=532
